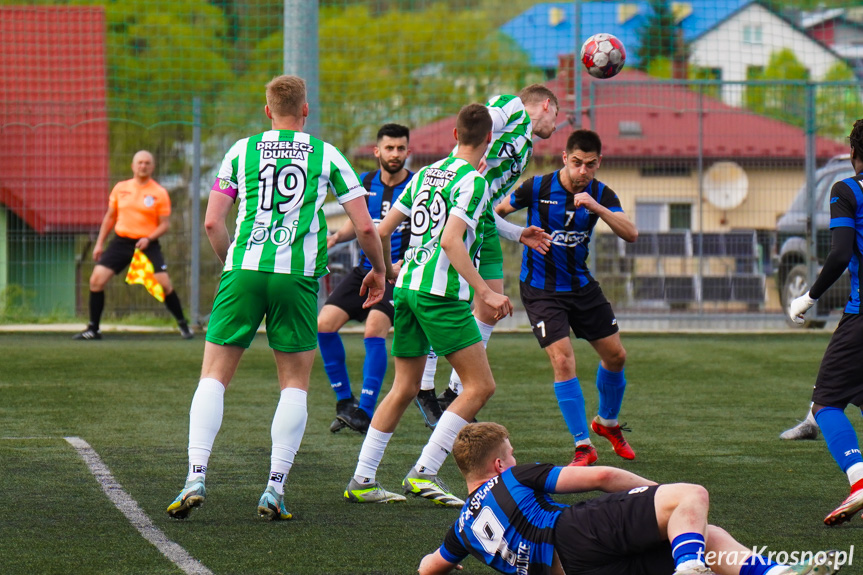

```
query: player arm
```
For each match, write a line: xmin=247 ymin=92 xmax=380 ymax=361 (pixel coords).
xmin=417 ymin=549 xmax=461 ymax=575
xmin=377 ymin=205 xmax=410 ymax=281
xmin=342 ymin=197 xmax=385 ymax=273
xmin=790 ymin=183 xmax=857 ymax=321
xmin=809 ymin=227 xmax=855 ymax=299
xmin=328 ymin=218 xmax=357 ymax=249
xmin=204 ymin=191 xmax=235 ymax=264
xmin=441 ymin=216 xmax=512 ymax=319
xmin=552 ymin=465 xmax=657 ymax=494
xmin=574 ymin=190 xmax=637 ymax=243
xmin=495 ymin=201 xmax=517 ymax=217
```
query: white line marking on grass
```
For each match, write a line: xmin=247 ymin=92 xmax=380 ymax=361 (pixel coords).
xmin=64 ymin=436 xmax=214 ymax=575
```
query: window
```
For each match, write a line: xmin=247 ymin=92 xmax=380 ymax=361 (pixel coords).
xmin=669 ymin=203 xmax=692 ymax=231
xmin=746 ymin=65 xmax=764 ymax=80
xmin=640 ymin=165 xmax=691 ymax=177
xmin=635 ymin=201 xmax=693 ymax=232
xmin=743 ymin=25 xmax=762 ymax=45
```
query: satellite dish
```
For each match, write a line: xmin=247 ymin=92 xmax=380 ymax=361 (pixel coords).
xmin=703 ymin=162 xmax=748 ymax=210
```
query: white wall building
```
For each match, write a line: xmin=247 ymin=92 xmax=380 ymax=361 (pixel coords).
xmin=690 ymin=2 xmax=843 ymax=106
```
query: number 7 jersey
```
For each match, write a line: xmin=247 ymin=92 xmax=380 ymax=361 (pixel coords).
xmin=215 ymin=129 xmax=367 ymax=277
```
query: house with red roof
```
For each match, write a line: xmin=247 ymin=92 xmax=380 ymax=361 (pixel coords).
xmin=0 ymin=6 xmax=109 ymax=314
xmin=376 ymin=67 xmax=846 ymax=236
xmin=351 ymin=69 xmax=848 ymax=310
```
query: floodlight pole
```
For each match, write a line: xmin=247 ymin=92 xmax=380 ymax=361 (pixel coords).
xmin=573 ymin=0 xmax=582 ymax=128
xmin=284 ymin=0 xmax=320 ymax=137
xmin=190 ymin=97 xmax=201 ymax=326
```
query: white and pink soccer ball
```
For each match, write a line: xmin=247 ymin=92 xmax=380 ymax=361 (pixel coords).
xmin=580 ymin=33 xmax=626 ymax=79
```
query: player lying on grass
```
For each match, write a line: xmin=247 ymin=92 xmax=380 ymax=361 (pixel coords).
xmin=418 ymin=422 xmax=841 ymax=575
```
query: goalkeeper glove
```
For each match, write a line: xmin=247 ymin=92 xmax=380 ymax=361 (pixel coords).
xmin=789 ymin=292 xmax=817 ymax=325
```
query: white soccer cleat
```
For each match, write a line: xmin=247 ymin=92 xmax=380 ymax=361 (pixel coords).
xmin=344 ymin=478 xmax=406 ymax=503
xmin=780 ymin=420 xmax=819 ymax=440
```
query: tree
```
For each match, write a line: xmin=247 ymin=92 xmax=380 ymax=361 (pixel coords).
xmin=816 ymin=61 xmax=862 ymax=140
xmin=636 ymin=0 xmax=678 ymax=72
xmin=744 ymin=48 xmax=809 ymax=129
xmin=227 ymin=3 xmax=540 ymax=154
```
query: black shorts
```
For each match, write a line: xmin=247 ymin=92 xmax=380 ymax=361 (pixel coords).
xmin=324 ymin=265 xmax=395 ymax=323
xmin=813 ymin=312 xmax=863 ymax=408
xmin=98 ymin=235 xmax=167 ymax=275
xmin=554 ymin=485 xmax=673 ymax=575
xmin=520 ymin=281 xmax=619 ymax=347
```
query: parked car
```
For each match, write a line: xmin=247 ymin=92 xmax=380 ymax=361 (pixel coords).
xmin=773 ymin=155 xmax=853 ymax=328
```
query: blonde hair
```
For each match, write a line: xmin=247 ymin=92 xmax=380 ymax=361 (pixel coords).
xmin=265 ymin=75 xmax=306 ymax=118
xmin=453 ymin=422 xmax=510 ymax=479
xmin=518 ymin=84 xmax=559 ymax=110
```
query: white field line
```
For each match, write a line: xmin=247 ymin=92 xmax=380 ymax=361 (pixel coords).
xmin=64 ymin=436 xmax=214 ymax=575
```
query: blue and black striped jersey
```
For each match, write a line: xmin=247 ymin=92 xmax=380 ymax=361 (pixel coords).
xmin=357 ymin=169 xmax=413 ymax=270
xmin=439 ymin=463 xmax=566 ymax=575
xmin=510 ymin=172 xmax=624 ymax=291
xmin=829 ymin=172 xmax=863 ymax=314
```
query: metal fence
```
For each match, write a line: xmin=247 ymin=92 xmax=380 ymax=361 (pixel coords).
xmin=1 ymin=1 xmax=861 ymax=330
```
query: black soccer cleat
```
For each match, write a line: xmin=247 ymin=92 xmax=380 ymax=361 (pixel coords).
xmin=415 ymin=389 xmax=443 ymax=429
xmin=73 ymin=325 xmax=102 ymax=340
xmin=178 ymin=320 xmax=194 ymax=339
xmin=338 ymin=407 xmax=371 ymax=434
xmin=436 ymin=387 xmax=459 ymax=411
xmin=330 ymin=396 xmax=358 ymax=433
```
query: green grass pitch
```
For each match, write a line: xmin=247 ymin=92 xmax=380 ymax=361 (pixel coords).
xmin=1 ymin=332 xmax=860 ymax=574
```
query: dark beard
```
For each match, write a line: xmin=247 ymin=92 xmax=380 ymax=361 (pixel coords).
xmin=381 ymin=160 xmax=404 ymax=175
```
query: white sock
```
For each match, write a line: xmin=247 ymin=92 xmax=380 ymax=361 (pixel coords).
xmin=575 ymin=438 xmax=592 ymax=447
xmin=414 ymin=411 xmax=468 ymax=476
xmin=354 ymin=426 xmax=393 ymax=484
xmin=848 ymin=462 xmax=863 ymax=487
xmin=448 ymin=319 xmax=494 ymax=394
xmin=187 ymin=378 xmax=225 ymax=481
xmin=805 ymin=403 xmax=817 ymax=426
xmin=420 ymin=349 xmax=438 ymax=391
xmin=268 ymin=388 xmax=308 ymax=495
xmin=597 ymin=416 xmax=618 ymax=427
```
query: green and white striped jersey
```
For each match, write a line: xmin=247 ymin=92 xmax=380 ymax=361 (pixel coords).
xmin=393 ymin=157 xmax=490 ymax=301
xmin=215 ymin=130 xmax=366 ymax=277
xmin=484 ymin=94 xmax=534 ymax=204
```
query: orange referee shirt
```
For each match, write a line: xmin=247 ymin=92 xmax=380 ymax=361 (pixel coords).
xmin=108 ymin=178 xmax=171 ymax=239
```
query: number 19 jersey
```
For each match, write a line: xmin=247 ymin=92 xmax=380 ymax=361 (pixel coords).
xmin=216 ymin=129 xmax=367 ymax=277
xmin=393 ymin=157 xmax=490 ymax=301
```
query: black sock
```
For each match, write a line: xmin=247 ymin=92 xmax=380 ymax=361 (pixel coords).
xmin=89 ymin=291 xmax=104 ymax=330
xmin=164 ymin=290 xmax=186 ymax=322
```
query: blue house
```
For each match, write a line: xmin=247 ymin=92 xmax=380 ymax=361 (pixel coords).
xmin=501 ymin=0 xmax=754 ymax=70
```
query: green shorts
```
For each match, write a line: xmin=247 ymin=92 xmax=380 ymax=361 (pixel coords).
xmin=391 ymin=287 xmax=481 ymax=358
xmin=206 ymin=269 xmax=318 ymax=353
xmin=478 ymin=212 xmax=503 ymax=280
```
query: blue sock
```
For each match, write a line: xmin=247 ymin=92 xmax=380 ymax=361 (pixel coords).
xmin=554 ymin=378 xmax=589 ymax=442
xmin=739 ymin=554 xmax=782 ymax=575
xmin=358 ymin=337 xmax=387 ymax=417
xmin=317 ymin=332 xmax=353 ymax=401
xmin=815 ymin=406 xmax=863 ymax=473
xmin=671 ymin=532 xmax=705 ymax=568
xmin=596 ymin=365 xmax=626 ymax=420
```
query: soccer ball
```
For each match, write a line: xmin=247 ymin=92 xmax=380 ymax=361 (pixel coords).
xmin=580 ymin=33 xmax=626 ymax=79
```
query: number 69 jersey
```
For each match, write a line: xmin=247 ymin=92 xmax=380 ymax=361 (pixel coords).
xmin=393 ymin=157 xmax=490 ymax=301
xmin=215 ymin=130 xmax=367 ymax=277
